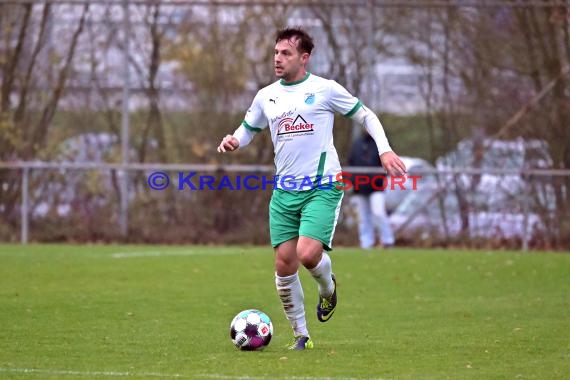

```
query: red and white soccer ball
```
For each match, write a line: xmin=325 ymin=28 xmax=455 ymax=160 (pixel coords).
xmin=229 ymin=309 xmax=273 ymax=351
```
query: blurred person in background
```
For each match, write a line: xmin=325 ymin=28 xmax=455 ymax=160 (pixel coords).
xmin=217 ymin=27 xmax=405 ymax=350
xmin=348 ymin=130 xmax=396 ymax=249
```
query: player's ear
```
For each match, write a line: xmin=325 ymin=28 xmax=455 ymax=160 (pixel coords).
xmin=301 ymin=52 xmax=310 ymax=65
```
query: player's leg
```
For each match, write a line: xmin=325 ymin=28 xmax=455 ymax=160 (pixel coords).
xmin=274 ymin=239 xmax=313 ymax=350
xmin=297 ymin=236 xmax=334 ymax=298
xmin=370 ymin=191 xmax=395 ymax=247
xmin=298 ymin=185 xmax=343 ymax=322
xmin=270 ymin=189 xmax=313 ymax=350
xmin=274 ymin=239 xmax=308 ymax=337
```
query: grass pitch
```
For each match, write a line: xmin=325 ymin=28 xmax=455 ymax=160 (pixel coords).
xmin=0 ymin=245 xmax=568 ymax=380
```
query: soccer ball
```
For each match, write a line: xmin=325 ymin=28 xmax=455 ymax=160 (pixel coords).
xmin=229 ymin=309 xmax=273 ymax=350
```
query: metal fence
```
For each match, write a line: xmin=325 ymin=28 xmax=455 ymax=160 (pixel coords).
xmin=1 ymin=161 xmax=567 ymax=250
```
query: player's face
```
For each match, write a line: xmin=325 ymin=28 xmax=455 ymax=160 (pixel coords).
xmin=274 ymin=38 xmax=309 ymax=82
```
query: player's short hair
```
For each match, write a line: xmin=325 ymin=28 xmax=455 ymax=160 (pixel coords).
xmin=276 ymin=27 xmax=314 ymax=55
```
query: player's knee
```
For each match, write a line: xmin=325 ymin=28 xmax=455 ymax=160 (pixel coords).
xmin=275 ymin=249 xmax=299 ymax=276
xmin=297 ymin=247 xmax=321 ymax=269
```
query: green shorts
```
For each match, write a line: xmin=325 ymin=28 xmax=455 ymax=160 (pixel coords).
xmin=269 ymin=183 xmax=344 ymax=251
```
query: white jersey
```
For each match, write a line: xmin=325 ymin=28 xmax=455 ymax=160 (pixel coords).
xmin=243 ymin=73 xmax=362 ymax=190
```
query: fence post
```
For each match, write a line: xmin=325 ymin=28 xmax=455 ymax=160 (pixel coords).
xmin=21 ymin=167 xmax=29 ymax=244
xmin=119 ymin=0 xmax=131 ymax=237
xmin=522 ymin=178 xmax=530 ymax=252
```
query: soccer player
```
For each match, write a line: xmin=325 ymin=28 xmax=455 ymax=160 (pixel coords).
xmin=217 ymin=27 xmax=406 ymax=350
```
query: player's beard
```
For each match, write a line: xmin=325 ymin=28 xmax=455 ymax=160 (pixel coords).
xmin=276 ymin=67 xmax=300 ymax=82
xmin=275 ymin=68 xmax=288 ymax=80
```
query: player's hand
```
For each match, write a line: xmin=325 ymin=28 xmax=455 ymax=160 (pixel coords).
xmin=217 ymin=135 xmax=239 ymax=153
xmin=380 ymin=151 xmax=407 ymax=176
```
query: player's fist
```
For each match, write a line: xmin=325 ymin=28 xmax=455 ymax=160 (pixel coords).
xmin=217 ymin=135 xmax=239 ymax=153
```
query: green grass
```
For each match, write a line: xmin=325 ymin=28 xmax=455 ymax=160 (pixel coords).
xmin=0 ymin=245 xmax=568 ymax=380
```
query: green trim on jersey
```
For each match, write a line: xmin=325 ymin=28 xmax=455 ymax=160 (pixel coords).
xmin=280 ymin=72 xmax=311 ymax=86
xmin=344 ymin=100 xmax=363 ymax=117
xmin=315 ymin=152 xmax=327 ymax=182
xmin=242 ymin=120 xmax=262 ymax=133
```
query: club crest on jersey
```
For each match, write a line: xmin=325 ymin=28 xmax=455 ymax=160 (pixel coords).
xmin=277 ymin=114 xmax=314 ymax=135
xmin=304 ymin=93 xmax=315 ymax=105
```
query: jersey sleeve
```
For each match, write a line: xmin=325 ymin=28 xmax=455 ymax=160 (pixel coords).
xmin=326 ymin=80 xmax=363 ymax=117
xmin=242 ymin=91 xmax=268 ymax=133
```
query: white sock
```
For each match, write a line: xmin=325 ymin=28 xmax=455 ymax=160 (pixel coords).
xmin=275 ymin=272 xmax=309 ymax=337
xmin=308 ymin=251 xmax=334 ymax=298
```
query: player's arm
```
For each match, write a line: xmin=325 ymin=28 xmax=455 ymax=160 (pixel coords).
xmin=351 ymin=105 xmax=407 ymax=176
xmin=327 ymin=80 xmax=406 ymax=175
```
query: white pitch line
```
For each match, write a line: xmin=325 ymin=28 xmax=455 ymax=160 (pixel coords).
xmin=0 ymin=368 xmax=186 ymax=378
xmin=197 ymin=374 xmax=392 ymax=380
xmin=0 ymin=368 xmax=391 ymax=380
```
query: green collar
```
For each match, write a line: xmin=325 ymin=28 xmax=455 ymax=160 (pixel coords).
xmin=280 ymin=72 xmax=311 ymax=86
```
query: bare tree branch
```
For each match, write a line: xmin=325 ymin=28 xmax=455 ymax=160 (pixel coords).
xmin=1 ymin=3 xmax=32 ymax=112
xmin=30 ymin=3 xmax=89 ymax=158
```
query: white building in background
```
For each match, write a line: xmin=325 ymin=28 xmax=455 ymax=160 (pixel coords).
xmin=22 ymin=3 xmax=426 ymax=114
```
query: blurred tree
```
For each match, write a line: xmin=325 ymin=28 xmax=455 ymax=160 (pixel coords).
xmin=0 ymin=1 xmax=567 ymax=248
xmin=510 ymin=5 xmax=570 ymax=245
xmin=386 ymin=3 xmax=570 ymax=246
xmin=161 ymin=4 xmax=293 ymax=166
xmin=0 ymin=2 xmax=89 ymax=227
